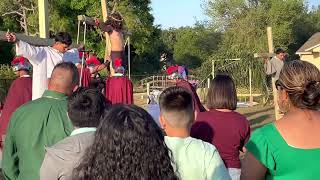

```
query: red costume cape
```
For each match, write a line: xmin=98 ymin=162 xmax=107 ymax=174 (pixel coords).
xmin=0 ymin=77 xmax=32 ymax=137
xmin=78 ymin=67 xmax=91 ymax=88
xmin=105 ymin=76 xmax=133 ymax=104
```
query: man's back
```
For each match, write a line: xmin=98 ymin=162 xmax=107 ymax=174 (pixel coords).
xmin=2 ymin=90 xmax=73 ymax=180
xmin=165 ymin=136 xmax=231 ymax=180
xmin=264 ymin=56 xmax=284 ymax=80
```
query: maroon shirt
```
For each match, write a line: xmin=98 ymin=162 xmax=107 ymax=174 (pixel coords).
xmin=191 ymin=109 xmax=250 ymax=168
xmin=105 ymin=76 xmax=133 ymax=104
xmin=0 ymin=77 xmax=32 ymax=138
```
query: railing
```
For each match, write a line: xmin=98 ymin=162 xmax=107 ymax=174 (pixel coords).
xmin=139 ymin=75 xmax=199 ymax=92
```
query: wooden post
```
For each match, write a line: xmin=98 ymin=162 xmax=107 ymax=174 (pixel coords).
xmin=267 ymin=27 xmax=281 ymax=120
xmin=249 ymin=67 xmax=253 ymax=105
xmin=101 ymin=0 xmax=108 ymax=21
xmin=147 ymin=83 xmax=150 ymax=104
xmin=267 ymin=27 xmax=274 ymax=54
xmin=211 ymin=59 xmax=215 ymax=78
xmin=128 ymin=36 xmax=131 ymax=79
xmin=38 ymin=0 xmax=49 ymax=38
xmin=101 ymin=0 xmax=112 ymax=65
xmin=207 ymin=78 xmax=210 ymax=89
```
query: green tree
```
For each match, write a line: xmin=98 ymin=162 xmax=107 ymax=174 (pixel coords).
xmin=161 ymin=25 xmax=221 ymax=69
xmin=0 ymin=0 xmax=163 ymax=75
xmin=202 ymin=0 xmax=315 ymax=92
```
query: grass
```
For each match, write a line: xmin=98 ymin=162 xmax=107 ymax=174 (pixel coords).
xmin=237 ymin=105 xmax=275 ymax=130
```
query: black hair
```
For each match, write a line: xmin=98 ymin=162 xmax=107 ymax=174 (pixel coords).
xmin=159 ymin=86 xmax=194 ymax=118
xmin=275 ymin=48 xmax=285 ymax=54
xmin=73 ymin=104 xmax=178 ymax=180
xmin=105 ymin=12 xmax=124 ymax=32
xmin=54 ymin=32 xmax=72 ymax=46
xmin=68 ymin=87 xmax=110 ymax=128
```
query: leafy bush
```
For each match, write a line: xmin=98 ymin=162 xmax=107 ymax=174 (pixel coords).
xmin=0 ymin=64 xmax=15 ymax=79
xmin=0 ymin=64 xmax=15 ymax=102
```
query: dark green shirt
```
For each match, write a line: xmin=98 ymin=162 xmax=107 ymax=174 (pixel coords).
xmin=2 ymin=90 xmax=73 ymax=180
xmin=246 ymin=124 xmax=320 ymax=180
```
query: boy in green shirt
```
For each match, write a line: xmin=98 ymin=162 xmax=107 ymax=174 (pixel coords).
xmin=159 ymin=86 xmax=231 ymax=180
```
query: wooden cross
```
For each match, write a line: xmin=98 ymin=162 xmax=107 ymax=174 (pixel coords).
xmin=254 ymin=27 xmax=281 ymax=120
xmin=0 ymin=0 xmax=109 ymax=47
xmin=0 ymin=31 xmax=53 ymax=46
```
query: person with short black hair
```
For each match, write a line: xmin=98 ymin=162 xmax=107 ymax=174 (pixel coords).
xmin=191 ymin=74 xmax=250 ymax=180
xmin=2 ymin=62 xmax=79 ymax=180
xmin=6 ymin=31 xmax=73 ymax=99
xmin=159 ymin=86 xmax=230 ymax=180
xmin=264 ymin=48 xmax=286 ymax=80
xmin=40 ymin=87 xmax=110 ymax=180
xmin=54 ymin=32 xmax=72 ymax=47
xmin=73 ymin=104 xmax=178 ymax=180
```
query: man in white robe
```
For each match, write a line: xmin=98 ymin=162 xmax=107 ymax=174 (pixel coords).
xmin=6 ymin=32 xmax=73 ymax=100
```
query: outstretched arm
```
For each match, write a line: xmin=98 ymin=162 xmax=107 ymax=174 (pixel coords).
xmin=6 ymin=32 xmax=45 ymax=66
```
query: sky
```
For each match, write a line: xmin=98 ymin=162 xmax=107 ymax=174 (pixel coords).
xmin=151 ymin=0 xmax=320 ymax=29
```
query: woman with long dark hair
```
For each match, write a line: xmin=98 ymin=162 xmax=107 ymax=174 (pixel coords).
xmin=73 ymin=104 xmax=178 ymax=180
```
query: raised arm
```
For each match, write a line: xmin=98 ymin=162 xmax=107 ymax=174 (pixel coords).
xmin=264 ymin=58 xmax=276 ymax=76
xmin=6 ymin=32 xmax=45 ymax=65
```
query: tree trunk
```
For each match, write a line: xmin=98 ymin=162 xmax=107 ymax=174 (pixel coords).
xmin=22 ymin=8 xmax=28 ymax=35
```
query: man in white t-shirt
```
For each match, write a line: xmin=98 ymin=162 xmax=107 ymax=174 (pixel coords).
xmin=159 ymin=86 xmax=231 ymax=180
xmin=6 ymin=32 xmax=73 ymax=100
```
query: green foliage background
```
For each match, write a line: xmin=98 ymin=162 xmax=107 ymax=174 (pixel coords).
xmin=0 ymin=0 xmax=319 ymax=95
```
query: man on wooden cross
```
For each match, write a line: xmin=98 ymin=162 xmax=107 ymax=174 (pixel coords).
xmin=93 ymin=12 xmax=125 ymax=76
xmin=264 ymin=48 xmax=286 ymax=80
xmin=6 ymin=32 xmax=72 ymax=100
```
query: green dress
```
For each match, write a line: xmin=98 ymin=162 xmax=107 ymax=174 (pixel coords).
xmin=2 ymin=90 xmax=73 ymax=180
xmin=246 ymin=124 xmax=320 ymax=180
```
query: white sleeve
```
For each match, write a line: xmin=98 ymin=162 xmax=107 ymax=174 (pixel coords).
xmin=205 ymin=145 xmax=231 ymax=180
xmin=16 ymin=41 xmax=46 ymax=65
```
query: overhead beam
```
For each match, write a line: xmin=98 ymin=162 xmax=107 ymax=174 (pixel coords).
xmin=254 ymin=53 xmax=275 ymax=58
xmin=0 ymin=31 xmax=79 ymax=48
xmin=0 ymin=31 xmax=54 ymax=46
xmin=77 ymin=15 xmax=99 ymax=26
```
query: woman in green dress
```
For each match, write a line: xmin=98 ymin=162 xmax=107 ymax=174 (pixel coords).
xmin=241 ymin=60 xmax=320 ymax=180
